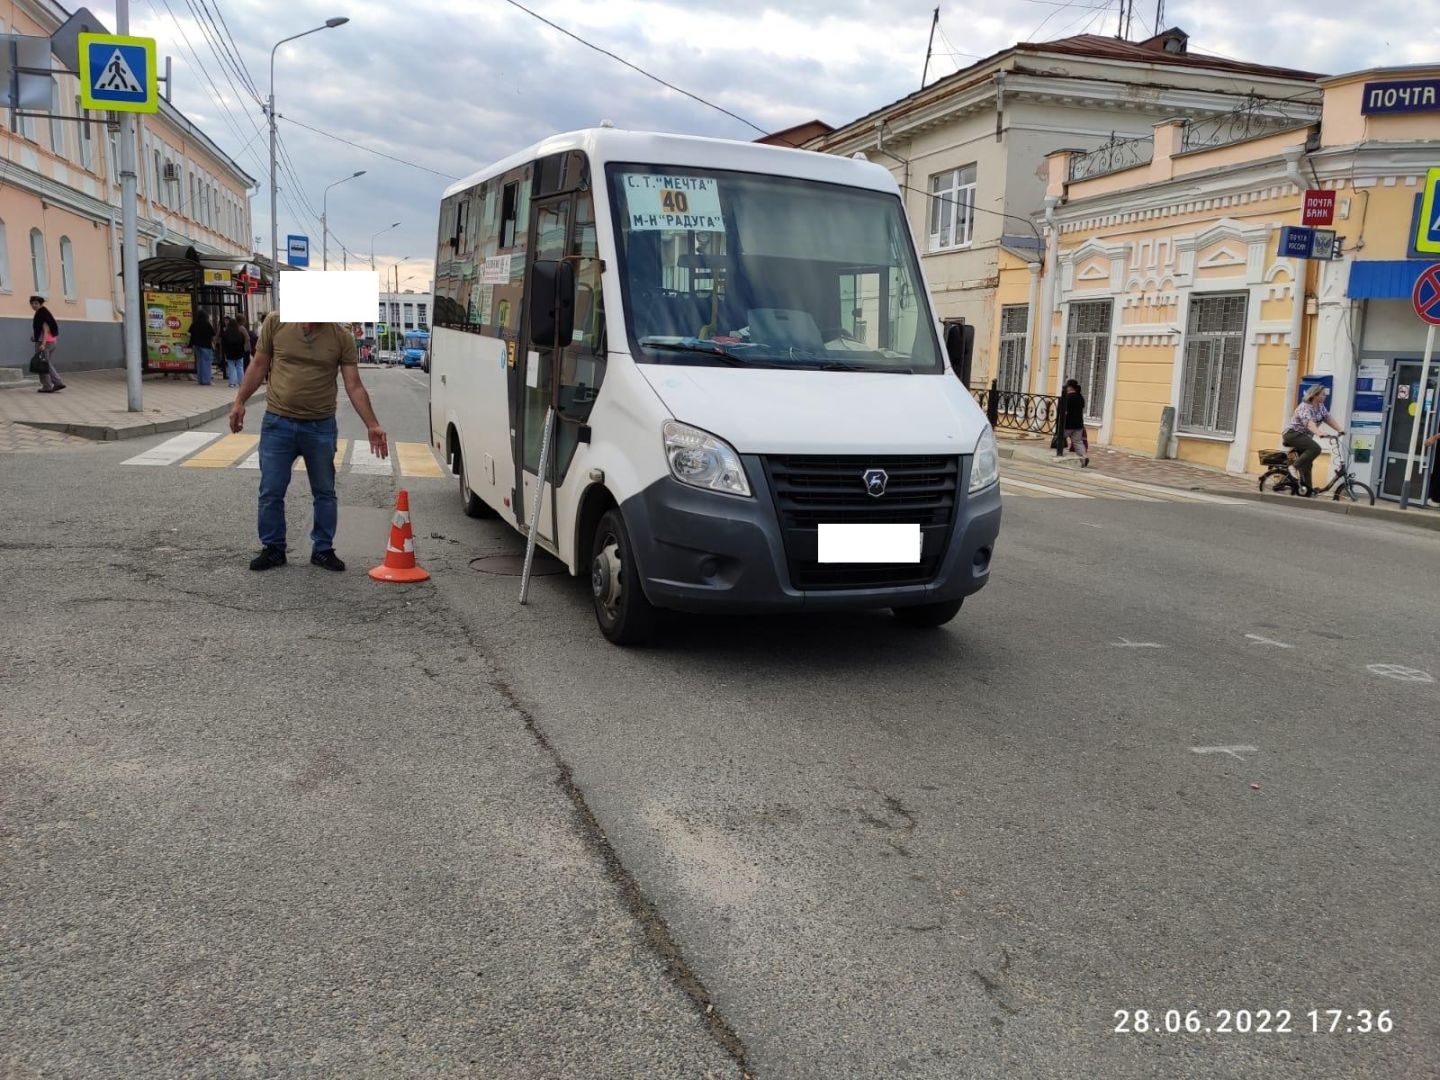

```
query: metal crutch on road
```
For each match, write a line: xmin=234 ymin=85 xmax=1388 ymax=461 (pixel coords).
xmin=518 ymin=405 xmax=556 ymax=605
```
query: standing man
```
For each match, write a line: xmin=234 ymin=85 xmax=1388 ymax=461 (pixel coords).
xmin=228 ymin=315 xmax=388 ymax=572
xmin=29 ymin=295 xmax=65 ymax=393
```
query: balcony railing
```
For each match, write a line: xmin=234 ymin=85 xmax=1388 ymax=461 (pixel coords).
xmin=1068 ymin=133 xmax=1153 ymax=182
xmin=1180 ymin=95 xmax=1321 ymax=153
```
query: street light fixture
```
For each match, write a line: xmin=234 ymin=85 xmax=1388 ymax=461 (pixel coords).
xmin=370 ymin=221 xmax=400 ymax=271
xmin=268 ymin=16 xmax=350 ymax=304
xmin=322 ymin=169 xmax=366 ymax=271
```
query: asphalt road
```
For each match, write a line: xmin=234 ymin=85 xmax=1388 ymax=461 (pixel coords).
xmin=2 ymin=368 xmax=1436 ymax=1080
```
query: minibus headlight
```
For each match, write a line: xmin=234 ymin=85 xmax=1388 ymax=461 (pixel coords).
xmin=663 ymin=421 xmax=751 ymax=497
xmin=969 ymin=427 xmax=999 ymax=493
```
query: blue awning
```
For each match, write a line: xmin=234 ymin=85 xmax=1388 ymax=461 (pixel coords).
xmin=1347 ymin=260 xmax=1430 ymax=300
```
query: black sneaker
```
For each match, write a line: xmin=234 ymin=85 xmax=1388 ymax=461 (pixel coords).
xmin=249 ymin=546 xmax=287 ymax=571
xmin=310 ymin=550 xmax=346 ymax=572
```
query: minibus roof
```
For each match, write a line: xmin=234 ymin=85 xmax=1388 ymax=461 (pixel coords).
xmin=442 ymin=128 xmax=899 ymax=201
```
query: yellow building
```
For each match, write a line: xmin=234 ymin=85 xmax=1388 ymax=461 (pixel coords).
xmin=1030 ymin=63 xmax=1440 ymax=502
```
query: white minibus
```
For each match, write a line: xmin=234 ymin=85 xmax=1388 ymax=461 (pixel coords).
xmin=429 ymin=129 xmax=1001 ymax=644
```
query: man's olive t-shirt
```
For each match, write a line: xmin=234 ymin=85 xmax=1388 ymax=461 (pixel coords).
xmin=257 ymin=316 xmax=358 ymax=420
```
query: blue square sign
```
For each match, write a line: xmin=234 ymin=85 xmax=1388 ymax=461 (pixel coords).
xmin=78 ymin=34 xmax=157 ymax=113
xmin=286 ymin=235 xmax=310 ymax=268
xmin=1278 ymin=226 xmax=1315 ymax=260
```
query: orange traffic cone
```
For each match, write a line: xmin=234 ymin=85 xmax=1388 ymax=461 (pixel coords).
xmin=369 ymin=489 xmax=431 ymax=582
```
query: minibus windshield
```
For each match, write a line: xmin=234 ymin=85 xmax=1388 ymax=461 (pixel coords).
xmin=607 ymin=165 xmax=942 ymax=374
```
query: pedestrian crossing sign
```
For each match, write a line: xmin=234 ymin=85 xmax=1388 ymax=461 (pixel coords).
xmin=1416 ymin=168 xmax=1440 ymax=256
xmin=78 ymin=33 xmax=157 ymax=113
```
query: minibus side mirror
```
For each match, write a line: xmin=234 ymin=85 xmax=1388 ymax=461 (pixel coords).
xmin=945 ymin=322 xmax=974 ymax=386
xmin=529 ymin=260 xmax=576 ymax=348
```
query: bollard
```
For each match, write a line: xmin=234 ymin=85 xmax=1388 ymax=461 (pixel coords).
xmin=1156 ymin=405 xmax=1175 ymax=460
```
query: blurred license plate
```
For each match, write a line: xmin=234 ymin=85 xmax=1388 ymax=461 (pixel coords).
xmin=817 ymin=523 xmax=921 ymax=564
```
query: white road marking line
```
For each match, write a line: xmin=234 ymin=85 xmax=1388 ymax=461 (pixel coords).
xmin=1000 ymin=476 xmax=1092 ymax=499
xmin=1246 ymin=633 xmax=1294 ymax=648
xmin=1366 ymin=664 xmax=1434 ymax=683
xmin=238 ymin=450 xmax=260 ymax=470
xmin=1112 ymin=638 xmax=1165 ymax=648
xmin=121 ymin=430 xmax=221 ymax=466
xmin=349 ymin=446 xmax=394 ymax=475
xmin=1081 ymin=522 xmax=1103 ymax=528
xmin=1191 ymin=745 xmax=1259 ymax=761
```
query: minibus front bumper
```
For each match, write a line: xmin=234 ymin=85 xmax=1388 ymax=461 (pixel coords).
xmin=620 ymin=456 xmax=1000 ymax=615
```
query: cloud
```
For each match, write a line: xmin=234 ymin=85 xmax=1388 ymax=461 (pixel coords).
xmin=92 ymin=0 xmax=1430 ymax=287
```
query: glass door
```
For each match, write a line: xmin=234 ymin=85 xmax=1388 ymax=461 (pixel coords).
xmin=1379 ymin=360 xmax=1440 ymax=503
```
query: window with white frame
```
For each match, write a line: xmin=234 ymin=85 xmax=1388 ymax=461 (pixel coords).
xmin=928 ymin=164 xmax=976 ymax=251
xmin=1179 ymin=292 xmax=1248 ymax=438
xmin=59 ymin=236 xmax=75 ymax=299
xmin=996 ymin=304 xmax=1029 ymax=393
xmin=30 ymin=228 xmax=47 ymax=294
xmin=49 ymin=82 xmax=65 ymax=159
xmin=78 ymin=97 xmax=93 ymax=170
xmin=1063 ymin=300 xmax=1111 ymax=424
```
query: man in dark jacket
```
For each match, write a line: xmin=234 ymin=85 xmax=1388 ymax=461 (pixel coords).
xmin=29 ymin=295 xmax=64 ymax=393
xmin=1061 ymin=378 xmax=1090 ymax=467
xmin=188 ymin=308 xmax=216 ymax=385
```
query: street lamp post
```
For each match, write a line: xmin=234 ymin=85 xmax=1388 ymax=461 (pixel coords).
xmin=269 ymin=16 xmax=350 ymax=305
xmin=322 ymin=170 xmax=366 ymax=271
xmin=370 ymin=222 xmax=400 ymax=271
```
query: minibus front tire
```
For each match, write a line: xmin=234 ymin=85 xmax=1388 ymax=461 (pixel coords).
xmin=591 ymin=508 xmax=659 ymax=645
xmin=891 ymin=599 xmax=963 ymax=628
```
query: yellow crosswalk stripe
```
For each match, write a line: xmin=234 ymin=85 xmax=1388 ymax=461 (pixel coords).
xmin=396 ymin=441 xmax=444 ymax=477
xmin=180 ymin=433 xmax=258 ymax=468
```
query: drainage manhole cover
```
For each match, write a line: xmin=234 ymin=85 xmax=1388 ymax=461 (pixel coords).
xmin=470 ymin=554 xmax=565 ymax=576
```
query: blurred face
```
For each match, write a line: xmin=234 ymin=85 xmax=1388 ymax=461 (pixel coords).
xmin=29 ymin=300 xmax=41 ymax=310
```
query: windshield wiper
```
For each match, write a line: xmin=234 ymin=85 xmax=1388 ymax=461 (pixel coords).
xmin=638 ymin=338 xmax=748 ymax=366
xmin=819 ymin=360 xmax=914 ymax=374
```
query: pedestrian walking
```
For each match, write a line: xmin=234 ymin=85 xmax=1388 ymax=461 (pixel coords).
xmin=1282 ymin=383 xmax=1344 ymax=495
xmin=1062 ymin=378 xmax=1090 ymax=467
xmin=28 ymin=295 xmax=65 ymax=393
xmin=188 ymin=307 xmax=216 ymax=386
xmin=228 ymin=314 xmax=388 ymax=573
xmin=220 ymin=316 xmax=248 ymax=388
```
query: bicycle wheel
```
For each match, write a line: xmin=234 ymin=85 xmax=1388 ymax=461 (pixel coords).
xmin=1336 ymin=479 xmax=1375 ymax=505
xmin=1259 ymin=470 xmax=1294 ymax=493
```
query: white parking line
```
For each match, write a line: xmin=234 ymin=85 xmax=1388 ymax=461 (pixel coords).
xmin=121 ymin=430 xmax=221 ymax=466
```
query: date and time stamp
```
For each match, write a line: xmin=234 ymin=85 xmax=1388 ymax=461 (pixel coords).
xmin=1114 ymin=1009 xmax=1395 ymax=1036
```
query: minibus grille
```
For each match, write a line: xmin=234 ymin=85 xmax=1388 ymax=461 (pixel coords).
xmin=763 ymin=454 xmax=962 ymax=590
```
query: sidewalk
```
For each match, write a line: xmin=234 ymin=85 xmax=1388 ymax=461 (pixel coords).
xmin=996 ymin=429 xmax=1440 ymax=532
xmin=0 ymin=368 xmax=260 ymax=451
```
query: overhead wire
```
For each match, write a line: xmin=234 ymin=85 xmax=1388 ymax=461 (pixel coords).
xmin=501 ymin=0 xmax=768 ymax=138
xmin=186 ymin=0 xmax=260 ymax=105
xmin=276 ymin=116 xmax=460 ymax=180
xmin=196 ymin=0 xmax=261 ymax=101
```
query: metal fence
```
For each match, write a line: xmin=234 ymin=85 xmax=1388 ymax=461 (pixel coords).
xmin=972 ymin=382 xmax=1061 ymax=436
xmin=1068 ymin=133 xmax=1154 ymax=182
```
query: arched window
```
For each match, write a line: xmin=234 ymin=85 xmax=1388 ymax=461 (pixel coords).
xmin=29 ymin=228 xmax=47 ymax=294
xmin=0 ymin=219 xmax=11 ymax=291
xmin=59 ymin=237 xmax=75 ymax=299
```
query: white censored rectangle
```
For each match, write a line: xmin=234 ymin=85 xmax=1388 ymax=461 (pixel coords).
xmin=278 ymin=271 xmax=380 ymax=322
xmin=817 ymin=523 xmax=921 ymax=564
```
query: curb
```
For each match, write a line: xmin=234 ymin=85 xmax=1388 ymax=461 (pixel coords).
xmin=1200 ymin=487 xmax=1440 ymax=532
xmin=16 ymin=389 xmax=266 ymax=442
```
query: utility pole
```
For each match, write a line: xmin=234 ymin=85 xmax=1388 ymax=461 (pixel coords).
xmin=116 ymin=0 xmax=142 ymax=412
xmin=921 ymin=7 xmax=939 ymax=89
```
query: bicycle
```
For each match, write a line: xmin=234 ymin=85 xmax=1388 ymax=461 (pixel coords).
xmin=1257 ymin=434 xmax=1375 ymax=504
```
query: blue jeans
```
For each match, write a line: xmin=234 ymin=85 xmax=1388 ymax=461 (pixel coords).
xmin=194 ymin=346 xmax=214 ymax=385
xmin=258 ymin=412 xmax=339 ymax=553
xmin=225 ymin=358 xmax=244 ymax=386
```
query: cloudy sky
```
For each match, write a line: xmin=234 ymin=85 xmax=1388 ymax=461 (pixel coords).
xmin=89 ymin=0 xmax=1437 ymax=290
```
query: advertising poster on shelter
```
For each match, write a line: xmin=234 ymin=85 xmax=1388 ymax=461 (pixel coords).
xmin=144 ymin=291 xmax=193 ymax=371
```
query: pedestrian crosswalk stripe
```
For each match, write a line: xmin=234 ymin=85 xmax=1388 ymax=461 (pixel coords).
xmin=1001 ymin=476 xmax=1091 ymax=499
xmin=125 ymin=432 xmax=443 ymax=478
xmin=181 ymin=433 xmax=258 ymax=468
xmin=350 ymin=444 xmax=394 ymax=475
xmin=121 ymin=430 xmax=220 ymax=465
xmin=397 ymin=440 xmax=444 ymax=477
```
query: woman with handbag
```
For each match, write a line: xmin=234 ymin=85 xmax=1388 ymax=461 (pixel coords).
xmin=29 ymin=295 xmax=64 ymax=393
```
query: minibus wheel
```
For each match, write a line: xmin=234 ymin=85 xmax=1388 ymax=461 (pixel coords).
xmin=891 ymin=599 xmax=962 ymax=628
xmin=591 ymin=508 xmax=658 ymax=645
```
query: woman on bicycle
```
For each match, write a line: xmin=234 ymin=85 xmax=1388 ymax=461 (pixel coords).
xmin=1283 ymin=384 xmax=1345 ymax=494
